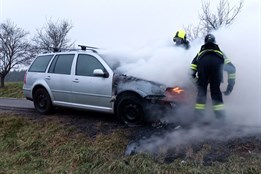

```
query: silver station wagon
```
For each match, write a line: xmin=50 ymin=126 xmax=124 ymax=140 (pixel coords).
xmin=23 ymin=46 xmax=187 ymax=126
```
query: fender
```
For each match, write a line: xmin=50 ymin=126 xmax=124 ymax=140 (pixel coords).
xmin=32 ymin=79 xmax=54 ymax=101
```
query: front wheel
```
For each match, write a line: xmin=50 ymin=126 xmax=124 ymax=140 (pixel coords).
xmin=116 ymin=95 xmax=146 ymax=126
xmin=33 ymin=88 xmax=53 ymax=114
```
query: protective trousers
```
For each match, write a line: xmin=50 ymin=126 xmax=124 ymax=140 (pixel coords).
xmin=195 ymin=55 xmax=225 ymax=121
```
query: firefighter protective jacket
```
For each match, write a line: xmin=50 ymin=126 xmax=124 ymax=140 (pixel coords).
xmin=182 ymin=40 xmax=190 ymax=50
xmin=190 ymin=43 xmax=236 ymax=86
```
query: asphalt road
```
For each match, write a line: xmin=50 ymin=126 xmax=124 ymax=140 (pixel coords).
xmin=0 ymin=98 xmax=34 ymax=109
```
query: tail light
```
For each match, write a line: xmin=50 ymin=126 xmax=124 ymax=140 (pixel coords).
xmin=24 ymin=71 xmax=27 ymax=85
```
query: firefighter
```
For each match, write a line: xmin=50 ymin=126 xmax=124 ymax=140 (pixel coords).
xmin=190 ymin=33 xmax=236 ymax=123
xmin=173 ymin=29 xmax=190 ymax=49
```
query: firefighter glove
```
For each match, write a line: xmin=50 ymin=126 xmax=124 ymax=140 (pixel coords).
xmin=228 ymin=79 xmax=235 ymax=86
xmin=224 ymin=84 xmax=234 ymax=96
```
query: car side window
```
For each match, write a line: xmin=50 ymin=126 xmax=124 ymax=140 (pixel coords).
xmin=28 ymin=55 xmax=53 ymax=72
xmin=76 ymin=54 xmax=106 ymax=76
xmin=48 ymin=54 xmax=74 ymax=75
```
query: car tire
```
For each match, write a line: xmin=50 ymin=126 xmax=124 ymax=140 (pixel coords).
xmin=33 ymin=88 xmax=53 ymax=114
xmin=116 ymin=94 xmax=146 ymax=126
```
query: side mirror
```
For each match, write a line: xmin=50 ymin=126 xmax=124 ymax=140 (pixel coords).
xmin=93 ymin=69 xmax=109 ymax=78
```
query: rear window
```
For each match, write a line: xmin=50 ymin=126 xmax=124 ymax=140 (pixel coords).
xmin=28 ymin=55 xmax=53 ymax=72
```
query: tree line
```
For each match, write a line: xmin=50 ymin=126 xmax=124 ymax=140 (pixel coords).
xmin=0 ymin=0 xmax=243 ymax=88
xmin=5 ymin=70 xmax=26 ymax=82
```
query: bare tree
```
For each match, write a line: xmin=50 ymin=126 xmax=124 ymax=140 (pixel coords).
xmin=33 ymin=19 xmax=74 ymax=53
xmin=184 ymin=0 xmax=244 ymax=41
xmin=200 ymin=0 xmax=244 ymax=33
xmin=183 ymin=23 xmax=202 ymax=41
xmin=0 ymin=21 xmax=33 ymax=88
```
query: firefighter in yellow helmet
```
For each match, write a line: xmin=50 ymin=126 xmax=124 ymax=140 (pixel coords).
xmin=173 ymin=29 xmax=190 ymax=49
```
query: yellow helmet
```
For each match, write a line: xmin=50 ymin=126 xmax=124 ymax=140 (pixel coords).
xmin=173 ymin=29 xmax=186 ymax=41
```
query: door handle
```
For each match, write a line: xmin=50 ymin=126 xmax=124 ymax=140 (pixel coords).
xmin=45 ymin=76 xmax=51 ymax=80
xmin=73 ymin=79 xmax=79 ymax=83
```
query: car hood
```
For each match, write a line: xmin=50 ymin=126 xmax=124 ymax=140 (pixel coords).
xmin=113 ymin=73 xmax=166 ymax=97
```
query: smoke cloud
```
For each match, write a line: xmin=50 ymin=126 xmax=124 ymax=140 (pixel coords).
xmin=99 ymin=0 xmax=260 ymax=153
xmin=101 ymin=0 xmax=260 ymax=127
xmin=212 ymin=1 xmax=261 ymax=127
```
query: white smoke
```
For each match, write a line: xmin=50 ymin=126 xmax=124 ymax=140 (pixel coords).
xmin=100 ymin=0 xmax=261 ymax=128
xmin=100 ymin=42 xmax=199 ymax=87
xmin=100 ymin=0 xmax=260 ymax=153
xmin=212 ymin=1 xmax=261 ymax=126
xmin=129 ymin=125 xmax=261 ymax=155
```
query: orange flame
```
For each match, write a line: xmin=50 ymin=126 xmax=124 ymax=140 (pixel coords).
xmin=172 ymin=87 xmax=184 ymax=94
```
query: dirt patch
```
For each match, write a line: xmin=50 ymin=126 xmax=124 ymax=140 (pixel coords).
xmin=126 ymin=122 xmax=261 ymax=165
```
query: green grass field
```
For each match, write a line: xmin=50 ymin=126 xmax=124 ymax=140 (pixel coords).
xmin=0 ymin=113 xmax=260 ymax=174
xmin=0 ymin=82 xmax=24 ymax=98
xmin=0 ymin=82 xmax=261 ymax=173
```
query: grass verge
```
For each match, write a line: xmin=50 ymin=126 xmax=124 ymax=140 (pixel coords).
xmin=0 ymin=113 xmax=260 ymax=174
xmin=0 ymin=82 xmax=24 ymax=98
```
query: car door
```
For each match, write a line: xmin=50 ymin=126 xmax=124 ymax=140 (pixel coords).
xmin=46 ymin=53 xmax=75 ymax=103
xmin=71 ymin=53 xmax=113 ymax=112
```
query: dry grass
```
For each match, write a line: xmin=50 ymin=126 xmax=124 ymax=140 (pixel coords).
xmin=0 ymin=113 xmax=260 ymax=174
xmin=0 ymin=82 xmax=24 ymax=98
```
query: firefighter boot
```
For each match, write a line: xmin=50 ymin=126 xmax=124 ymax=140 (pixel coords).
xmin=214 ymin=110 xmax=226 ymax=127
xmin=194 ymin=109 xmax=206 ymax=126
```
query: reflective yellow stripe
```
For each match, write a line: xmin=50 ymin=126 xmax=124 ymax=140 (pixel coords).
xmin=198 ymin=49 xmax=223 ymax=58
xmin=213 ymin=104 xmax=224 ymax=111
xmin=213 ymin=50 xmax=223 ymax=55
xmin=228 ymin=73 xmax=236 ymax=79
xmin=198 ymin=50 xmax=223 ymax=56
xmin=195 ymin=104 xmax=206 ymax=110
xmin=198 ymin=50 xmax=207 ymax=57
xmin=225 ymin=58 xmax=231 ymax=64
xmin=191 ymin=64 xmax=197 ymax=70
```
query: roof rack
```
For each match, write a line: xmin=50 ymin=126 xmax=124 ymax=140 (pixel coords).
xmin=78 ymin=45 xmax=98 ymax=50
xmin=52 ymin=47 xmax=78 ymax=52
xmin=51 ymin=45 xmax=99 ymax=53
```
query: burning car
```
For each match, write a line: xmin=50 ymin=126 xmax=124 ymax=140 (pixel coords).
xmin=23 ymin=46 xmax=188 ymax=126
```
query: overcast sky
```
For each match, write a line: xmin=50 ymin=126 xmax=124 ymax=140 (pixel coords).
xmin=1 ymin=0 xmax=259 ymax=48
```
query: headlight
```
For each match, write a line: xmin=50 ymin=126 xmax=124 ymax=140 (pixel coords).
xmin=151 ymin=84 xmax=166 ymax=94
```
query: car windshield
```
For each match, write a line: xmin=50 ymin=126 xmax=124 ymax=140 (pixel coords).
xmin=99 ymin=53 xmax=122 ymax=72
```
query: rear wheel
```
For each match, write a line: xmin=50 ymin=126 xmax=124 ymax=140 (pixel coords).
xmin=33 ymin=88 xmax=53 ymax=114
xmin=116 ymin=94 xmax=146 ymax=126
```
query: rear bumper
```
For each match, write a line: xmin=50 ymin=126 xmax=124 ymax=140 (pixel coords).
xmin=23 ymin=88 xmax=33 ymax=101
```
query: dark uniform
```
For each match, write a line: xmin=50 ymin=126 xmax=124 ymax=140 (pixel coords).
xmin=190 ymin=34 xmax=236 ymax=121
